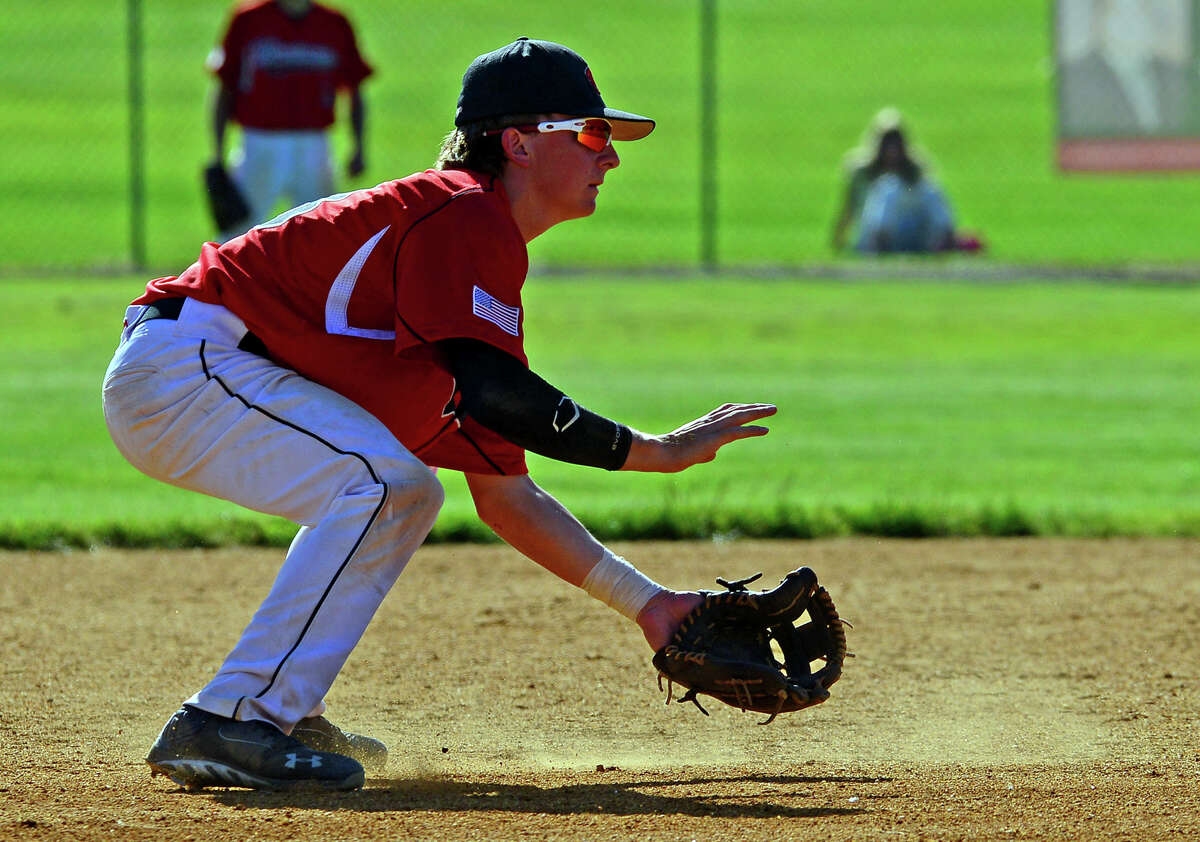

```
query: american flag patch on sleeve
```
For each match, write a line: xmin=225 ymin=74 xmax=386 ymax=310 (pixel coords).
xmin=472 ymin=285 xmax=521 ymax=336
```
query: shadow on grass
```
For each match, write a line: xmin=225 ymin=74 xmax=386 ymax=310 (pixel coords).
xmin=204 ymin=772 xmax=885 ymax=818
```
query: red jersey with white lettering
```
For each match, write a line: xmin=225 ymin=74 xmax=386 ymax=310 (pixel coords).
xmin=134 ymin=169 xmax=529 ymax=475
xmin=210 ymin=0 xmax=373 ymax=130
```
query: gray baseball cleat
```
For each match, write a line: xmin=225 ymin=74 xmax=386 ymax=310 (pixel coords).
xmin=292 ymin=715 xmax=388 ymax=772
xmin=146 ymin=706 xmax=364 ymax=791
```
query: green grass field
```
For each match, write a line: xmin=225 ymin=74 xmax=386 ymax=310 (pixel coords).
xmin=1 ymin=3 xmax=1198 ymax=548
xmin=4 ymin=1 xmax=1200 ymax=272
xmin=1 ymin=275 xmax=1196 ymax=549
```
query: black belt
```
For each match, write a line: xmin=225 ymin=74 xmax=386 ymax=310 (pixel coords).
xmin=134 ymin=297 xmax=269 ymax=357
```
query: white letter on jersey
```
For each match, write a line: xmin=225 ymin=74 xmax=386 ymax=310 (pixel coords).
xmin=325 ymin=226 xmax=395 ymax=340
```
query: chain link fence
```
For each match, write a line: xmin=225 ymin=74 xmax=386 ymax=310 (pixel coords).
xmin=1 ymin=1 xmax=1051 ymax=275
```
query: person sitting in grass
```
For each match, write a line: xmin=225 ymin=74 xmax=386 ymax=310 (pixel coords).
xmin=831 ymin=107 xmax=982 ymax=255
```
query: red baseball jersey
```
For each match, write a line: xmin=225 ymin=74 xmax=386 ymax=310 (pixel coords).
xmin=136 ymin=169 xmax=530 ymax=475
xmin=210 ymin=0 xmax=373 ymax=130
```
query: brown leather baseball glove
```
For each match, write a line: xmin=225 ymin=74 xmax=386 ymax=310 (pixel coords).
xmin=652 ymin=567 xmax=849 ymax=724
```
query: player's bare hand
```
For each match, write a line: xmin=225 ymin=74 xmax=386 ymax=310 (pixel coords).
xmin=347 ymin=149 xmax=366 ymax=178
xmin=622 ymin=403 xmax=776 ymax=473
xmin=637 ymin=590 xmax=704 ymax=651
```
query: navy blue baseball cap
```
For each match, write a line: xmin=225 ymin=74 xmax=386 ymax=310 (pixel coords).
xmin=455 ymin=38 xmax=655 ymax=141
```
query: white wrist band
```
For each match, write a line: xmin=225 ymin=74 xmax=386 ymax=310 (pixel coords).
xmin=581 ymin=548 xmax=667 ymax=621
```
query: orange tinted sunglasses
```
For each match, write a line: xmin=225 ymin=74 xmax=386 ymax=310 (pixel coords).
xmin=486 ymin=118 xmax=614 ymax=152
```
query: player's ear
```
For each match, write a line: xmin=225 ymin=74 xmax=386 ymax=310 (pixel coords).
xmin=501 ymin=128 xmax=533 ymax=169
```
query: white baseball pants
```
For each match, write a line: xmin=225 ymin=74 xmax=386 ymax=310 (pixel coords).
xmin=226 ymin=128 xmax=336 ymax=238
xmin=102 ymin=298 xmax=443 ymax=732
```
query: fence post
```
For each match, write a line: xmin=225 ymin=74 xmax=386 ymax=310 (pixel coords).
xmin=699 ymin=0 xmax=717 ymax=271
xmin=127 ymin=0 xmax=146 ymax=270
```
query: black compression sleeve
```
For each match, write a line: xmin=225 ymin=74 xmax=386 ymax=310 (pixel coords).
xmin=440 ymin=338 xmax=632 ymax=470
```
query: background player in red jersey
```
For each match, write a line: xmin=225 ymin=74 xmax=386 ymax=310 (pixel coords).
xmin=103 ymin=38 xmax=776 ymax=792
xmin=206 ymin=0 xmax=372 ymax=238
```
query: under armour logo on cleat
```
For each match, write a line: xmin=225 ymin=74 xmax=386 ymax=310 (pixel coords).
xmin=284 ymin=753 xmax=322 ymax=769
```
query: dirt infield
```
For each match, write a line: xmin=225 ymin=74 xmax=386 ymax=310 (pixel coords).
xmin=2 ymin=538 xmax=1197 ymax=840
